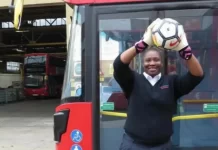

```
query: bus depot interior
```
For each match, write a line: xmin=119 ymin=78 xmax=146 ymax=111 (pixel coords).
xmin=0 ymin=4 xmax=67 ymax=99
xmin=59 ymin=2 xmax=218 ymax=150
xmin=0 ymin=2 xmax=68 ymax=149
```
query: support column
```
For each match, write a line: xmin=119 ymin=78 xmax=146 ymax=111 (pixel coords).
xmin=0 ymin=31 xmax=3 ymax=45
xmin=65 ymin=3 xmax=74 ymax=51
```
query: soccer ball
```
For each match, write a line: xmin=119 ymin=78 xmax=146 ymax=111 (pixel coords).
xmin=151 ymin=18 xmax=184 ymax=50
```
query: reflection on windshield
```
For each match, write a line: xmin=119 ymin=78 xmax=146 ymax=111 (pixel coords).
xmin=99 ymin=32 xmax=123 ymax=106
xmin=61 ymin=6 xmax=85 ymax=100
xmin=24 ymin=75 xmax=44 ymax=87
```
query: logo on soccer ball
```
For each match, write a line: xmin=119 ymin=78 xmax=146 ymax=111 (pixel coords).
xmin=169 ymin=40 xmax=179 ymax=47
xmin=152 ymin=18 xmax=183 ymax=50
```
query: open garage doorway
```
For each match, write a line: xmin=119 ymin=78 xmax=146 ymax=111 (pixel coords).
xmin=0 ymin=3 xmax=67 ymax=150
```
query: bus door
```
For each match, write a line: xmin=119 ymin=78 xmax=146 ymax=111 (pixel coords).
xmin=54 ymin=1 xmax=218 ymax=150
xmin=98 ymin=9 xmax=168 ymax=150
xmin=98 ymin=3 xmax=218 ymax=150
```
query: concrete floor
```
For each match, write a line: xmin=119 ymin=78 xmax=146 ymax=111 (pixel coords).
xmin=0 ymin=99 xmax=218 ymax=150
xmin=0 ymin=99 xmax=60 ymax=150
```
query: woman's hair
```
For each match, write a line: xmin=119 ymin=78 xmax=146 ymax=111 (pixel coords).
xmin=143 ymin=46 xmax=163 ymax=59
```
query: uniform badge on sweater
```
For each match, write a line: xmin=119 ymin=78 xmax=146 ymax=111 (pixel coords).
xmin=160 ymin=85 xmax=169 ymax=89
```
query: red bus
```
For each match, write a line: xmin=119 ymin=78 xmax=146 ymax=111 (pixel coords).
xmin=23 ymin=53 xmax=65 ymax=98
xmin=50 ymin=0 xmax=218 ymax=150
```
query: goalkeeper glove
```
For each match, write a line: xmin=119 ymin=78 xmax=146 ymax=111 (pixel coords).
xmin=135 ymin=18 xmax=162 ymax=53
xmin=173 ymin=28 xmax=192 ymax=60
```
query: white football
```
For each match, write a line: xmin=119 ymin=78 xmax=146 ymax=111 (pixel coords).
xmin=151 ymin=18 xmax=184 ymax=50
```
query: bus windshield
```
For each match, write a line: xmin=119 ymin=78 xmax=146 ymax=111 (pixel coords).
xmin=24 ymin=75 xmax=44 ymax=88
xmin=24 ymin=56 xmax=46 ymax=64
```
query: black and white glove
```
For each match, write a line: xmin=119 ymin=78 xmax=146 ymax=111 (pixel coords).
xmin=134 ymin=18 xmax=161 ymax=53
xmin=173 ymin=27 xmax=192 ymax=60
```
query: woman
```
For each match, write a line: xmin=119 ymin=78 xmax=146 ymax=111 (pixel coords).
xmin=113 ymin=18 xmax=204 ymax=150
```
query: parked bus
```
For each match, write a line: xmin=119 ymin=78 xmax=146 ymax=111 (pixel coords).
xmin=23 ymin=53 xmax=66 ymax=98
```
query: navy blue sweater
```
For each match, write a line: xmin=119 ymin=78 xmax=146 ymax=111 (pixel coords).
xmin=113 ymin=54 xmax=204 ymax=145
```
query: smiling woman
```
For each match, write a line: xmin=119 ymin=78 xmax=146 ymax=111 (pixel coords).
xmin=142 ymin=47 xmax=162 ymax=78
xmin=112 ymin=18 xmax=204 ymax=149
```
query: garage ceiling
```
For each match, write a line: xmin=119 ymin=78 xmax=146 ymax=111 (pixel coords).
xmin=0 ymin=4 xmax=67 ymax=62
xmin=0 ymin=5 xmax=66 ymax=22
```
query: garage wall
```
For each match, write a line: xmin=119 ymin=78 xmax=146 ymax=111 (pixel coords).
xmin=0 ymin=0 xmax=64 ymax=8
xmin=0 ymin=74 xmax=21 ymax=88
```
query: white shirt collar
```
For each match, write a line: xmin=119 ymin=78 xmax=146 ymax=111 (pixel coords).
xmin=143 ymin=72 xmax=161 ymax=86
xmin=143 ymin=72 xmax=161 ymax=80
